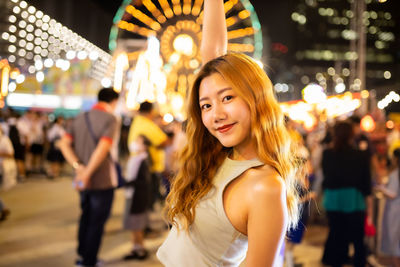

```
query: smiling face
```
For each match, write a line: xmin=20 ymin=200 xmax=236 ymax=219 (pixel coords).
xmin=199 ymin=73 xmax=253 ymax=154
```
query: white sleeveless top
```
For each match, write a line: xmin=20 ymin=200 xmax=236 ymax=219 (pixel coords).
xmin=157 ymin=157 xmax=264 ymax=267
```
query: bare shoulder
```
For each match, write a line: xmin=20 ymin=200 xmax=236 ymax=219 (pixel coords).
xmin=245 ymin=165 xmax=286 ymax=198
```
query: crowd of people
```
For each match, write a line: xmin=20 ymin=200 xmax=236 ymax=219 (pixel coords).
xmin=0 ymin=109 xmax=68 ymax=182
xmin=286 ymin=115 xmax=400 ymax=267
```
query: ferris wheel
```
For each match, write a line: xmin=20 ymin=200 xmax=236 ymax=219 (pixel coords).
xmin=109 ymin=0 xmax=263 ymax=99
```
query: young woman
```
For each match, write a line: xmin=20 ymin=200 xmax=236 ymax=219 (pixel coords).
xmin=156 ymin=0 xmax=300 ymax=266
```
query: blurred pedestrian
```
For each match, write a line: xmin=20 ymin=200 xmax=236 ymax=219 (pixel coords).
xmin=46 ymin=117 xmax=65 ymax=178
xmin=321 ymin=120 xmax=373 ymax=267
xmin=8 ymin=116 xmax=26 ymax=181
xmin=29 ymin=112 xmax=46 ymax=174
xmin=123 ymin=135 xmax=152 ymax=261
xmin=285 ymin=129 xmax=316 ymax=267
xmin=127 ymin=101 xmax=169 ymax=209
xmin=0 ymin=127 xmax=17 ymax=190
xmin=375 ymin=148 xmax=400 ymax=267
xmin=16 ymin=110 xmax=31 ymax=176
xmin=59 ymin=87 xmax=119 ymax=267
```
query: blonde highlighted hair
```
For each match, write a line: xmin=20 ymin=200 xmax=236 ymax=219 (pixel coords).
xmin=165 ymin=53 xmax=300 ymax=231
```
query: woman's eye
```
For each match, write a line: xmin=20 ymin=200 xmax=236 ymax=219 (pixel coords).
xmin=201 ymin=103 xmax=211 ymax=110
xmin=223 ymin=95 xmax=233 ymax=101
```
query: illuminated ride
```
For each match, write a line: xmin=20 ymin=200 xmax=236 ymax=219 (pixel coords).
xmin=109 ymin=0 xmax=263 ymax=116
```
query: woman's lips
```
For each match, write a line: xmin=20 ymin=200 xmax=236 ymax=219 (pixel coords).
xmin=217 ymin=123 xmax=235 ymax=133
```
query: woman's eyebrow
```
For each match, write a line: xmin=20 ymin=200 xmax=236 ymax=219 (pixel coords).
xmin=199 ymin=87 xmax=232 ymax=102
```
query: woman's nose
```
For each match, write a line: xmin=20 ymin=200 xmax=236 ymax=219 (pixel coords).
xmin=212 ymin=103 xmax=227 ymax=122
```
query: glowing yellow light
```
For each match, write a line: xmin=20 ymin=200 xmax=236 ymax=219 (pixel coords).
xmin=1 ymin=67 xmax=10 ymax=97
xmin=226 ymin=17 xmax=237 ymax=27
xmin=224 ymin=0 xmax=239 ymax=13
xmin=228 ymin=43 xmax=254 ymax=52
xmin=320 ymin=113 xmax=327 ymax=122
xmin=183 ymin=0 xmax=191 ymax=15
xmin=343 ymin=91 xmax=353 ymax=101
xmin=172 ymin=0 xmax=182 ymax=15
xmin=173 ymin=34 xmax=194 ymax=56
xmin=178 ymin=74 xmax=187 ymax=91
xmin=0 ymin=60 xmax=6 ymax=69
xmin=169 ymin=52 xmax=181 ymax=64
xmin=304 ymin=115 xmax=317 ymax=132
xmin=189 ymin=59 xmax=199 ymax=69
xmin=157 ymin=16 xmax=167 ymax=23
xmin=142 ymin=0 xmax=167 ymax=24
xmin=386 ymin=120 xmax=394 ymax=129
xmin=163 ymin=113 xmax=174 ymax=123
xmin=302 ymin=84 xmax=326 ymax=104
xmin=361 ymin=90 xmax=369 ymax=99
xmin=158 ymin=0 xmax=174 ymax=18
xmin=228 ymin=27 xmax=255 ymax=40
xmin=197 ymin=11 xmax=204 ymax=24
xmin=126 ymin=5 xmax=161 ymax=31
xmin=157 ymin=93 xmax=167 ymax=104
xmin=118 ymin=21 xmax=155 ymax=37
xmin=10 ymin=68 xmax=20 ymax=79
xmin=361 ymin=115 xmax=375 ymax=132
xmin=114 ymin=52 xmax=129 ymax=93
xmin=126 ymin=89 xmax=139 ymax=110
xmin=192 ymin=0 xmax=203 ymax=16
xmin=187 ymin=74 xmax=195 ymax=88
xmin=171 ymin=93 xmax=184 ymax=111
xmin=127 ymin=51 xmax=142 ymax=61
xmin=126 ymin=36 xmax=167 ymax=109
xmin=238 ymin=10 xmax=250 ymax=19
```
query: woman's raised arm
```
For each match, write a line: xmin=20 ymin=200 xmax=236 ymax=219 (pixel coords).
xmin=201 ymin=0 xmax=227 ymax=64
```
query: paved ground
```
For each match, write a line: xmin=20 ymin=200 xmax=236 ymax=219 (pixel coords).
xmin=0 ymin=175 xmax=330 ymax=267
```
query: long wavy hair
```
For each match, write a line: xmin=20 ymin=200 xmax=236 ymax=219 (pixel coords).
xmin=165 ymin=53 xmax=300 ymax=231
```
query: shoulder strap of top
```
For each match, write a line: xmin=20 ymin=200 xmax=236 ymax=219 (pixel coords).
xmin=217 ymin=157 xmax=264 ymax=187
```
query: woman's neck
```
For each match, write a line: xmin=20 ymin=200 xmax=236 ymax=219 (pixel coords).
xmin=231 ymin=143 xmax=257 ymax=161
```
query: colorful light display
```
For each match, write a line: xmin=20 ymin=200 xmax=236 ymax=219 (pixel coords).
xmin=109 ymin=0 xmax=263 ymax=105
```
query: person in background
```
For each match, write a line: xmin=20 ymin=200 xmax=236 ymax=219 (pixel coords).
xmin=8 ymin=115 xmax=26 ymax=181
xmin=350 ymin=116 xmax=373 ymax=157
xmin=16 ymin=110 xmax=32 ymax=177
xmin=285 ymin=128 xmax=316 ymax=267
xmin=321 ymin=120 xmax=373 ymax=267
xmin=59 ymin=88 xmax=119 ymax=267
xmin=0 ymin=127 xmax=17 ymax=191
xmin=375 ymin=148 xmax=400 ymax=267
xmin=127 ymin=101 xmax=169 ymax=210
xmin=46 ymin=117 xmax=66 ymax=179
xmin=29 ymin=112 xmax=45 ymax=174
xmin=123 ymin=135 xmax=152 ymax=261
